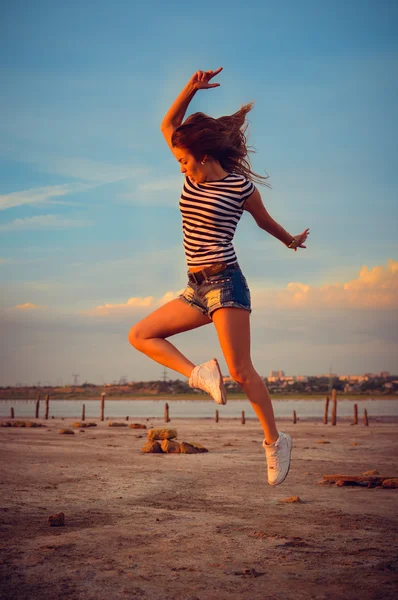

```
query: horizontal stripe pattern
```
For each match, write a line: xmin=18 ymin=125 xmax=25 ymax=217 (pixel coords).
xmin=180 ymin=174 xmax=255 ymax=267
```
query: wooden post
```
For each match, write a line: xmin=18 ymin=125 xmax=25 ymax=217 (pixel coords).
xmin=324 ymin=396 xmax=329 ymax=424
xmin=35 ymin=395 xmax=40 ymax=418
xmin=45 ymin=395 xmax=50 ymax=420
xmin=10 ymin=407 xmax=14 ymax=419
xmin=164 ymin=402 xmax=170 ymax=423
xmin=353 ymin=403 xmax=358 ymax=425
xmin=100 ymin=393 xmax=105 ymax=421
xmin=82 ymin=404 xmax=85 ymax=421
xmin=215 ymin=409 xmax=219 ymax=423
xmin=241 ymin=410 xmax=245 ymax=425
xmin=364 ymin=409 xmax=369 ymax=426
xmin=331 ymin=389 xmax=337 ymax=426
xmin=293 ymin=410 xmax=297 ymax=424
xmin=126 ymin=415 xmax=129 ymax=421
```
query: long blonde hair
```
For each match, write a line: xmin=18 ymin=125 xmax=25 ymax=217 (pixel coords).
xmin=171 ymin=102 xmax=270 ymax=186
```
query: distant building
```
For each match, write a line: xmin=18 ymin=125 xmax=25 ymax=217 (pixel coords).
xmin=269 ymin=370 xmax=285 ymax=379
xmin=379 ymin=371 xmax=390 ymax=378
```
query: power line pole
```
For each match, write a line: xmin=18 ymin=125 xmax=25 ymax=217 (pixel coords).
xmin=163 ymin=369 xmax=167 ymax=383
xmin=72 ymin=374 xmax=80 ymax=387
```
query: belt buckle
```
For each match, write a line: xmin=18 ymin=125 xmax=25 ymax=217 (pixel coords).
xmin=190 ymin=271 xmax=201 ymax=284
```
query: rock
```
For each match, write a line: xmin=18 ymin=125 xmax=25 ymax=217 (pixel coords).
xmin=161 ymin=439 xmax=181 ymax=453
xmin=316 ymin=440 xmax=330 ymax=444
xmin=381 ymin=478 xmax=398 ymax=489
xmin=59 ymin=429 xmax=75 ymax=435
xmin=186 ymin=442 xmax=208 ymax=453
xmin=135 ymin=435 xmax=143 ymax=438
xmin=179 ymin=442 xmax=201 ymax=454
xmin=48 ymin=512 xmax=65 ymax=527
xmin=129 ymin=423 xmax=147 ymax=429
xmin=279 ymin=496 xmax=302 ymax=503
xmin=72 ymin=422 xmax=90 ymax=428
xmin=141 ymin=441 xmax=163 ymax=453
xmin=108 ymin=422 xmax=128 ymax=427
xmin=148 ymin=428 xmax=177 ymax=441
xmin=25 ymin=422 xmax=43 ymax=428
xmin=362 ymin=470 xmax=379 ymax=476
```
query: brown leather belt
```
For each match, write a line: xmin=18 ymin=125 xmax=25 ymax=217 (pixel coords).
xmin=188 ymin=262 xmax=229 ymax=284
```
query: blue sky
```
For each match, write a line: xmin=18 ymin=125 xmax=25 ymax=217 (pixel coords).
xmin=1 ymin=0 xmax=397 ymax=385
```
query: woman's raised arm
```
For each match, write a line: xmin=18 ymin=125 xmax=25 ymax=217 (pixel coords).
xmin=245 ymin=187 xmax=310 ymax=251
xmin=160 ymin=68 xmax=223 ymax=150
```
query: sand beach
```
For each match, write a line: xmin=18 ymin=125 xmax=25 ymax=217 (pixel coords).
xmin=0 ymin=417 xmax=397 ymax=600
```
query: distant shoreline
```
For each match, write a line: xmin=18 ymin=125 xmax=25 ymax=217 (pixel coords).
xmin=1 ymin=394 xmax=397 ymax=401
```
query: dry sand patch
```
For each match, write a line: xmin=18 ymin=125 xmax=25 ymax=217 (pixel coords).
xmin=0 ymin=418 xmax=397 ymax=600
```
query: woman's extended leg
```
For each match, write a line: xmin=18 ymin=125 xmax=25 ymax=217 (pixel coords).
xmin=128 ymin=298 xmax=211 ymax=378
xmin=211 ymin=307 xmax=278 ymax=445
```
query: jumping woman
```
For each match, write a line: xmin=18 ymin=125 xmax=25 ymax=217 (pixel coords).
xmin=129 ymin=67 xmax=309 ymax=486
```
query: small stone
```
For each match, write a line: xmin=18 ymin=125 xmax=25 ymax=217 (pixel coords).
xmin=72 ymin=422 xmax=90 ymax=428
xmin=351 ymin=442 xmax=358 ymax=446
xmin=381 ymin=478 xmax=398 ymax=489
xmin=59 ymin=429 xmax=75 ymax=435
xmin=180 ymin=442 xmax=201 ymax=454
xmin=148 ymin=428 xmax=177 ymax=441
xmin=279 ymin=496 xmax=302 ymax=503
xmin=108 ymin=422 xmax=128 ymax=427
xmin=316 ymin=440 xmax=330 ymax=444
xmin=129 ymin=423 xmax=147 ymax=429
xmin=362 ymin=470 xmax=379 ymax=476
xmin=186 ymin=442 xmax=208 ymax=453
xmin=25 ymin=422 xmax=43 ymax=428
xmin=161 ymin=439 xmax=181 ymax=453
xmin=135 ymin=435 xmax=143 ymax=438
xmin=48 ymin=512 xmax=65 ymax=527
xmin=141 ymin=441 xmax=163 ymax=453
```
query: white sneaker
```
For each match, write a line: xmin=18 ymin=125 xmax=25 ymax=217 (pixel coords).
xmin=189 ymin=358 xmax=227 ymax=405
xmin=263 ymin=432 xmax=292 ymax=486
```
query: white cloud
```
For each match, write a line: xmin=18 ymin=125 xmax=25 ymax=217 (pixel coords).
xmin=84 ymin=289 xmax=184 ymax=317
xmin=13 ymin=302 xmax=46 ymax=311
xmin=253 ymin=259 xmax=398 ymax=310
xmin=38 ymin=156 xmax=146 ymax=184
xmin=0 ymin=183 xmax=93 ymax=211
xmin=0 ymin=214 xmax=92 ymax=232
xmin=120 ymin=175 xmax=183 ymax=206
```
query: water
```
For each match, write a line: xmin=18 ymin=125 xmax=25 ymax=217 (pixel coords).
xmin=1 ymin=398 xmax=397 ymax=420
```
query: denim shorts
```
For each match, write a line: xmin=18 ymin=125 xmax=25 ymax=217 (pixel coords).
xmin=179 ymin=262 xmax=251 ymax=320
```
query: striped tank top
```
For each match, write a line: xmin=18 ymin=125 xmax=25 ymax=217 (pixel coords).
xmin=179 ymin=173 xmax=255 ymax=267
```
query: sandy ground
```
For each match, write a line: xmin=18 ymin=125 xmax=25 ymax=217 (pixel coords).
xmin=0 ymin=417 xmax=397 ymax=600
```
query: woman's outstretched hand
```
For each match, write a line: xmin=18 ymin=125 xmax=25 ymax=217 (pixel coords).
xmin=292 ymin=228 xmax=310 ymax=252
xmin=189 ymin=67 xmax=223 ymax=90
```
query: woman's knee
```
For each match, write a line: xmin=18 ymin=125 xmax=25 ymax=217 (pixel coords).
xmin=228 ymin=363 xmax=255 ymax=386
xmin=128 ymin=323 xmax=147 ymax=350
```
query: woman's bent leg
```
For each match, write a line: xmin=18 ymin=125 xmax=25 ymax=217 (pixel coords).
xmin=211 ymin=308 xmax=278 ymax=445
xmin=128 ymin=298 xmax=211 ymax=378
